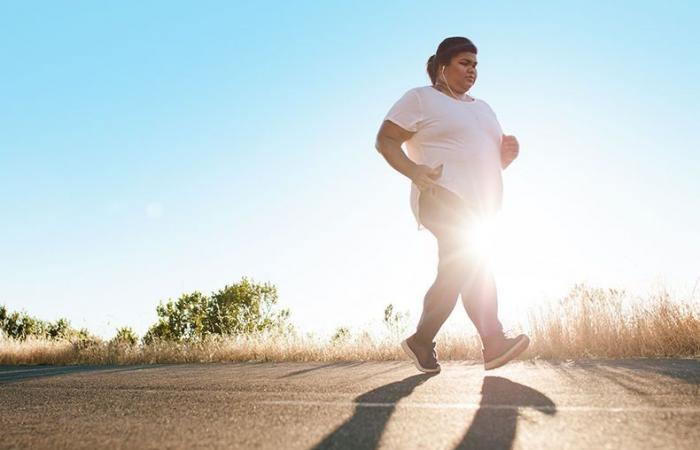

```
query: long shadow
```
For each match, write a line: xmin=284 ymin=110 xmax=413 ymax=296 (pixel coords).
xmin=0 ymin=365 xmax=157 ymax=384
xmin=312 ymin=373 xmax=436 ymax=450
xmin=280 ymin=362 xmax=363 ymax=378
xmin=569 ymin=359 xmax=700 ymax=386
xmin=547 ymin=359 xmax=700 ymax=408
xmin=456 ymin=376 xmax=556 ymax=450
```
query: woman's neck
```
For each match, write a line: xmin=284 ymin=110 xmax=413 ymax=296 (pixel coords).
xmin=434 ymin=82 xmax=472 ymax=101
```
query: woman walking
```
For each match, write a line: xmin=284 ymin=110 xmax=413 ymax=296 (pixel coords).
xmin=375 ymin=37 xmax=529 ymax=372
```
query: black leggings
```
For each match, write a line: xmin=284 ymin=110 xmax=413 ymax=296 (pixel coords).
xmin=414 ymin=185 xmax=503 ymax=343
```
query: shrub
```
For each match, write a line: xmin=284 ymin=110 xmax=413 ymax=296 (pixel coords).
xmin=143 ymin=277 xmax=292 ymax=343
xmin=383 ymin=304 xmax=409 ymax=340
xmin=332 ymin=326 xmax=350 ymax=343
xmin=111 ymin=327 xmax=138 ymax=347
xmin=0 ymin=305 xmax=82 ymax=341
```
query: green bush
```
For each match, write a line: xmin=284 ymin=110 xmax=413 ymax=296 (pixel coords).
xmin=111 ymin=327 xmax=139 ymax=347
xmin=143 ymin=291 xmax=209 ymax=343
xmin=0 ymin=305 xmax=83 ymax=341
xmin=143 ymin=278 xmax=291 ymax=343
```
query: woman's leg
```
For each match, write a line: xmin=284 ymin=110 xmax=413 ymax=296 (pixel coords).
xmin=413 ymin=187 xmax=475 ymax=344
xmin=460 ymin=261 xmax=503 ymax=340
xmin=414 ymin=234 xmax=473 ymax=344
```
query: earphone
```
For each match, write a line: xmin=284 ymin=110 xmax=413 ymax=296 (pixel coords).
xmin=439 ymin=65 xmax=465 ymax=100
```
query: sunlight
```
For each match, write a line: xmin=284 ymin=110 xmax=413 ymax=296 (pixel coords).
xmin=463 ymin=215 xmax=500 ymax=264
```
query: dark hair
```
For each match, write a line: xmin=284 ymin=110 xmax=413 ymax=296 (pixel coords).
xmin=426 ymin=37 xmax=478 ymax=85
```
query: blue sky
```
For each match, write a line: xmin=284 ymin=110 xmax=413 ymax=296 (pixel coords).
xmin=1 ymin=1 xmax=699 ymax=338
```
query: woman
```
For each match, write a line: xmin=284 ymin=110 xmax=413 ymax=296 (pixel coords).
xmin=375 ymin=37 xmax=529 ymax=372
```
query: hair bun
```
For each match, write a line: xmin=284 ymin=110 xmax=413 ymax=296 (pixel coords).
xmin=426 ymin=54 xmax=438 ymax=84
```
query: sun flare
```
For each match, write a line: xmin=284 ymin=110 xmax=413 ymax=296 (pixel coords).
xmin=463 ymin=216 xmax=501 ymax=263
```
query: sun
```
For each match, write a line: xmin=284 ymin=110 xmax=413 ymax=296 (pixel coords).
xmin=463 ymin=215 xmax=501 ymax=264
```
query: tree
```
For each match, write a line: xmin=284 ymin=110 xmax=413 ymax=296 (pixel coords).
xmin=0 ymin=305 xmax=84 ymax=341
xmin=144 ymin=291 xmax=209 ymax=343
xmin=207 ymin=278 xmax=290 ymax=335
xmin=143 ymin=278 xmax=291 ymax=343
xmin=47 ymin=318 xmax=73 ymax=340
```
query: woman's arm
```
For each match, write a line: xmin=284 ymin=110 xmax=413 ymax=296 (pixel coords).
xmin=375 ymin=120 xmax=441 ymax=191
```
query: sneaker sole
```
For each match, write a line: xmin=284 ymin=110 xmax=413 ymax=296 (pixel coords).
xmin=483 ymin=335 xmax=530 ymax=370
xmin=401 ymin=339 xmax=441 ymax=374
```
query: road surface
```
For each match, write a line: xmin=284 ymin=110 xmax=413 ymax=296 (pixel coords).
xmin=1 ymin=359 xmax=698 ymax=449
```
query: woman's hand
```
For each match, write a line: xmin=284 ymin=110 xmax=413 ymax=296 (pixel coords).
xmin=409 ymin=164 xmax=443 ymax=192
xmin=501 ymin=135 xmax=519 ymax=169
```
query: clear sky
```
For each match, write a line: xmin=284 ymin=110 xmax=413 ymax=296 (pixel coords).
xmin=1 ymin=1 xmax=699 ymax=338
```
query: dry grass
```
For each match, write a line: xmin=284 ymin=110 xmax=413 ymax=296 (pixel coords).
xmin=2 ymin=285 xmax=699 ymax=365
xmin=526 ymin=284 xmax=700 ymax=358
xmin=0 ymin=333 xmax=414 ymax=365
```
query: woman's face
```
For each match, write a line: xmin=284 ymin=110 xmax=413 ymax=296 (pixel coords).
xmin=441 ymin=51 xmax=478 ymax=93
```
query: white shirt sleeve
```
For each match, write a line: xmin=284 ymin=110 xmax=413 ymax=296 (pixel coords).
xmin=383 ymin=89 xmax=423 ymax=133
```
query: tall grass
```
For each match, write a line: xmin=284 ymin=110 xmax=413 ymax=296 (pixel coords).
xmin=527 ymin=284 xmax=700 ymax=358
xmin=1 ymin=285 xmax=698 ymax=365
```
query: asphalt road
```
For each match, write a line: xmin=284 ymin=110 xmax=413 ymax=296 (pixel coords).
xmin=1 ymin=359 xmax=698 ymax=450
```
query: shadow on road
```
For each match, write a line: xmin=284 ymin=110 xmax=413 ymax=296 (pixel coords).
xmin=554 ymin=359 xmax=700 ymax=387
xmin=311 ymin=373 xmax=436 ymax=450
xmin=312 ymin=374 xmax=555 ymax=450
xmin=280 ymin=362 xmax=364 ymax=378
xmin=0 ymin=365 xmax=156 ymax=384
xmin=456 ymin=376 xmax=556 ymax=450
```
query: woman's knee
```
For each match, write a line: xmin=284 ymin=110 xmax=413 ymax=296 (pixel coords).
xmin=436 ymin=266 xmax=472 ymax=296
xmin=424 ymin=289 xmax=459 ymax=314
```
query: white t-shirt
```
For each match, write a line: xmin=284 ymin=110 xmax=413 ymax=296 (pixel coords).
xmin=383 ymin=85 xmax=504 ymax=230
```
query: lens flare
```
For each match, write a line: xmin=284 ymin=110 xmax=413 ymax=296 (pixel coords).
xmin=464 ymin=216 xmax=500 ymax=262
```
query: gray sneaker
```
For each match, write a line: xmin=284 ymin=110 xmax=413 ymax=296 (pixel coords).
xmin=482 ymin=333 xmax=530 ymax=370
xmin=401 ymin=336 xmax=441 ymax=373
